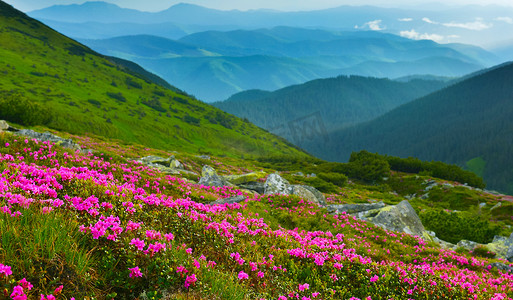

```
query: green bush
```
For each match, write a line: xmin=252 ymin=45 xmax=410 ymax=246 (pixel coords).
xmin=347 ymin=150 xmax=390 ymax=183
xmin=420 ymin=209 xmax=500 ymax=244
xmin=0 ymin=92 xmax=53 ymax=125
xmin=317 ymin=172 xmax=348 ymax=187
xmin=471 ymin=245 xmax=496 ymax=259
xmin=106 ymin=92 xmax=126 ymax=102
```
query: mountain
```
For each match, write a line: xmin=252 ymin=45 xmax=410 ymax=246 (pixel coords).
xmin=37 ymin=19 xmax=191 ymax=40
xmin=0 ymin=1 xmax=306 ymax=158
xmin=81 ymin=28 xmax=494 ymax=101
xmin=27 ymin=2 xmax=513 ymax=47
xmin=80 ymin=35 xmax=215 ymax=59
xmin=213 ymin=75 xmax=447 ymax=143
xmin=310 ymin=61 xmax=513 ymax=194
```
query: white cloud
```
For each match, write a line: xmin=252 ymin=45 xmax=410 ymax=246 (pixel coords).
xmin=495 ymin=17 xmax=513 ymax=24
xmin=398 ymin=18 xmax=413 ymax=22
xmin=400 ymin=29 xmax=444 ymax=42
xmin=422 ymin=17 xmax=438 ymax=24
xmin=442 ymin=18 xmax=493 ymax=30
xmin=363 ymin=20 xmax=385 ymax=31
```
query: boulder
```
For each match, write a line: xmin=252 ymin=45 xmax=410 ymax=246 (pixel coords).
xmin=198 ymin=165 xmax=232 ymax=187
xmin=0 ymin=120 xmax=9 ymax=132
xmin=487 ymin=262 xmax=513 ymax=273
xmin=507 ymin=232 xmax=513 ymax=262
xmin=300 ymin=185 xmax=327 ymax=207
xmin=456 ymin=240 xmax=479 ymax=251
xmin=484 ymin=235 xmax=510 ymax=260
xmin=238 ymin=182 xmax=265 ymax=194
xmin=290 ymin=185 xmax=325 ymax=207
xmin=355 ymin=200 xmax=427 ymax=238
xmin=223 ymin=171 xmax=267 ymax=185
xmin=264 ymin=173 xmax=291 ymax=195
xmin=328 ymin=202 xmax=385 ymax=214
xmin=17 ymin=129 xmax=80 ymax=150
xmin=263 ymin=173 xmax=326 ymax=206
xmin=490 ymin=202 xmax=502 ymax=211
xmin=209 ymin=195 xmax=247 ymax=205
xmin=139 ymin=155 xmax=183 ymax=169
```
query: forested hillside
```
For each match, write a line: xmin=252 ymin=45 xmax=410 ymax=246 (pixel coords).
xmin=214 ymin=76 xmax=447 ymax=143
xmin=309 ymin=62 xmax=513 ymax=194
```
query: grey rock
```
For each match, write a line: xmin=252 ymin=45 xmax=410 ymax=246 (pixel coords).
xmin=197 ymin=155 xmax=210 ymax=160
xmin=223 ymin=171 xmax=267 ymax=185
xmin=264 ymin=173 xmax=291 ymax=195
xmin=356 ymin=200 xmax=427 ymax=238
xmin=290 ymin=185 xmax=326 ymax=207
xmin=238 ymin=182 xmax=265 ymax=194
xmin=507 ymin=232 xmax=513 ymax=261
xmin=479 ymin=202 xmax=487 ymax=208
xmin=293 ymin=172 xmax=304 ymax=176
xmin=209 ymin=195 xmax=247 ymax=205
xmin=139 ymin=155 xmax=183 ymax=169
xmin=487 ymin=262 xmax=513 ymax=273
xmin=300 ymin=185 xmax=327 ymax=207
xmin=328 ymin=202 xmax=385 ymax=214
xmin=490 ymin=202 xmax=502 ymax=211
xmin=456 ymin=240 xmax=479 ymax=251
xmin=198 ymin=165 xmax=231 ymax=187
xmin=16 ymin=129 xmax=80 ymax=150
xmin=0 ymin=120 xmax=9 ymax=132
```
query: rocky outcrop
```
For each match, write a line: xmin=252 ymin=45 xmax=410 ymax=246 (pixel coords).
xmin=209 ymin=195 xmax=247 ymax=205
xmin=238 ymin=182 xmax=265 ymax=194
xmin=198 ymin=165 xmax=232 ymax=187
xmin=0 ymin=120 xmax=9 ymax=132
xmin=457 ymin=240 xmax=479 ymax=251
xmin=507 ymin=232 xmax=513 ymax=262
xmin=223 ymin=171 xmax=267 ymax=185
xmin=301 ymin=185 xmax=327 ymax=207
xmin=264 ymin=173 xmax=291 ymax=195
xmin=338 ymin=200 xmax=428 ymax=238
xmin=16 ymin=129 xmax=81 ymax=151
xmin=327 ymin=202 xmax=385 ymax=214
xmin=135 ymin=155 xmax=194 ymax=176
xmin=487 ymin=262 xmax=513 ymax=273
xmin=263 ymin=173 xmax=326 ymax=206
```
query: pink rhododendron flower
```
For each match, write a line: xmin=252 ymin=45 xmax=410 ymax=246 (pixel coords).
xmin=299 ymin=283 xmax=310 ymax=291
xmin=129 ymin=266 xmax=143 ymax=278
xmin=238 ymin=271 xmax=249 ymax=280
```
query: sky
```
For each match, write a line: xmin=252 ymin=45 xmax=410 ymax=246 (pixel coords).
xmin=6 ymin=0 xmax=513 ymax=12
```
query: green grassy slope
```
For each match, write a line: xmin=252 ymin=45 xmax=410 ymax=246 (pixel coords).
xmin=0 ymin=1 xmax=307 ymax=159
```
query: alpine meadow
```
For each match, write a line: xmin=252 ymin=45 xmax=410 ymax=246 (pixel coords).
xmin=1 ymin=1 xmax=513 ymax=300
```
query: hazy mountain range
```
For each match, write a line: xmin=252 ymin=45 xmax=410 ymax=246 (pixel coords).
xmin=27 ymin=2 xmax=509 ymax=101
xmin=78 ymin=28 xmax=497 ymax=101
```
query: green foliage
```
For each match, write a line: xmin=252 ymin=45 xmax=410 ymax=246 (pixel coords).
xmin=471 ymin=245 xmax=496 ymax=259
xmin=87 ymin=99 xmax=102 ymax=108
xmin=347 ymin=151 xmax=390 ymax=183
xmin=317 ymin=172 xmax=348 ymax=187
xmin=466 ymin=157 xmax=486 ymax=178
xmin=106 ymin=92 xmax=126 ymax=102
xmin=142 ymin=97 xmax=166 ymax=113
xmin=419 ymin=210 xmax=500 ymax=244
xmin=0 ymin=92 xmax=53 ymax=125
xmin=386 ymin=156 xmax=485 ymax=189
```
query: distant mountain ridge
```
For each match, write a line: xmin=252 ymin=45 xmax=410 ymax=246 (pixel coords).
xmin=213 ymin=75 xmax=447 ymax=142
xmin=80 ymin=28 xmax=496 ymax=101
xmin=27 ymin=1 xmax=513 ymax=49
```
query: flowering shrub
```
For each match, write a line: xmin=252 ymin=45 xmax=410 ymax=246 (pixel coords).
xmin=0 ymin=132 xmax=512 ymax=299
